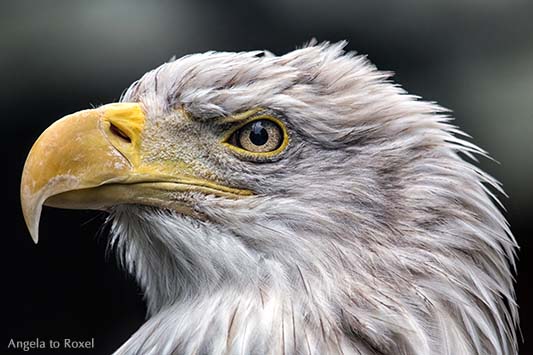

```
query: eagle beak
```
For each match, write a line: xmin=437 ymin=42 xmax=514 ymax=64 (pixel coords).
xmin=21 ymin=103 xmax=252 ymax=244
xmin=21 ymin=103 xmax=146 ymax=243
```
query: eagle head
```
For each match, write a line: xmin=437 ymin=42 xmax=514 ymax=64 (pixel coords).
xmin=21 ymin=42 xmax=518 ymax=355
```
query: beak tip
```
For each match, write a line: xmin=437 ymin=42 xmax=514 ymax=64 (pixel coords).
xmin=24 ymin=212 xmax=40 ymax=244
xmin=21 ymin=192 xmax=42 ymax=245
xmin=29 ymin=221 xmax=39 ymax=244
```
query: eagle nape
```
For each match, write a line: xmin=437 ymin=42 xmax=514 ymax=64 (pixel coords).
xmin=20 ymin=42 xmax=518 ymax=355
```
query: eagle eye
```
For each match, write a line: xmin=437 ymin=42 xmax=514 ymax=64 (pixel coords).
xmin=224 ymin=117 xmax=288 ymax=156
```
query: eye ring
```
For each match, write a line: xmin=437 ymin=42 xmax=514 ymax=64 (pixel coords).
xmin=223 ymin=116 xmax=289 ymax=157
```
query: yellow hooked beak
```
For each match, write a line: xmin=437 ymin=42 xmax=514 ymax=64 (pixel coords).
xmin=21 ymin=103 xmax=251 ymax=243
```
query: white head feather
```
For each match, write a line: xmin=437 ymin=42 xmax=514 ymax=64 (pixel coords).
xmin=106 ymin=41 xmax=518 ymax=355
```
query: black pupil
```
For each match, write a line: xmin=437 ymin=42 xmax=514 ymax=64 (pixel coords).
xmin=249 ymin=121 xmax=269 ymax=146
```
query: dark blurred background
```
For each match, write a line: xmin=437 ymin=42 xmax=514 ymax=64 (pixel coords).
xmin=1 ymin=0 xmax=531 ymax=353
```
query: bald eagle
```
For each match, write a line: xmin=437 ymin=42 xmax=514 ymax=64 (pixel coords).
xmin=21 ymin=42 xmax=518 ymax=355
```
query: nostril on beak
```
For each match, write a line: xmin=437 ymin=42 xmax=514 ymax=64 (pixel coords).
xmin=109 ymin=123 xmax=132 ymax=143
